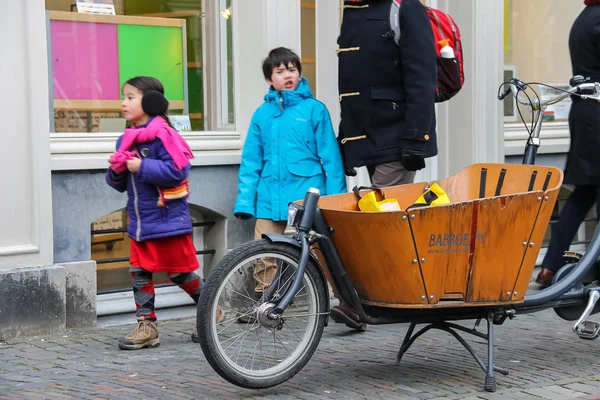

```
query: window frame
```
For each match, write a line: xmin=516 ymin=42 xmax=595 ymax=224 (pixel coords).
xmin=46 ymin=0 xmax=242 ymax=171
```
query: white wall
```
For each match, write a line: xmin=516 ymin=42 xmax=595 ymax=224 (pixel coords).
xmin=0 ymin=0 xmax=53 ymax=268
xmin=435 ymin=0 xmax=505 ymax=179
xmin=232 ymin=0 xmax=301 ymax=141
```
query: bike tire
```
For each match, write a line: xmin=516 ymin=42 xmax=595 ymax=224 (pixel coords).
xmin=197 ymin=239 xmax=328 ymax=389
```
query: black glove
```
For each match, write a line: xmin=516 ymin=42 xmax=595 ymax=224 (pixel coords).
xmin=345 ymin=167 xmax=357 ymax=177
xmin=234 ymin=212 xmax=253 ymax=220
xmin=400 ymin=149 xmax=425 ymax=171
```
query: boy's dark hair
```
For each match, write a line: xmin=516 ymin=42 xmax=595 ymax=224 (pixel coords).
xmin=123 ymin=76 xmax=173 ymax=127
xmin=262 ymin=47 xmax=302 ymax=81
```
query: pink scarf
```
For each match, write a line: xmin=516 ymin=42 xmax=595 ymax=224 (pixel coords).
xmin=110 ymin=117 xmax=194 ymax=173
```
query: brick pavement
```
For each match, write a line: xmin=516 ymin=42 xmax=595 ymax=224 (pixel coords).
xmin=2 ymin=303 xmax=600 ymax=400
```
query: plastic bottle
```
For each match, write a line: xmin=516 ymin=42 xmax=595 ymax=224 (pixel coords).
xmin=438 ymin=39 xmax=455 ymax=58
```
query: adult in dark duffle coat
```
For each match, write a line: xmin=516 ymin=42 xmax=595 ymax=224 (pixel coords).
xmin=537 ymin=0 xmax=600 ymax=287
xmin=336 ymin=0 xmax=437 ymax=186
xmin=330 ymin=0 xmax=438 ymax=329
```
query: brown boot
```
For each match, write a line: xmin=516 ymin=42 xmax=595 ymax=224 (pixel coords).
xmin=118 ymin=317 xmax=160 ymax=350
xmin=192 ymin=306 xmax=224 ymax=343
xmin=330 ymin=303 xmax=367 ymax=331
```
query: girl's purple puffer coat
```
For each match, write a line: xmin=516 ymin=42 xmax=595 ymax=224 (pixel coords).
xmin=106 ymin=119 xmax=193 ymax=242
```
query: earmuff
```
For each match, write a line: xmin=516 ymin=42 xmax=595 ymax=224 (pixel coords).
xmin=142 ymin=90 xmax=169 ymax=116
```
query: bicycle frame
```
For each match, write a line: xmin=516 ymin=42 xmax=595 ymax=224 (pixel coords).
xmin=270 ymin=76 xmax=600 ymax=321
xmin=203 ymin=76 xmax=600 ymax=394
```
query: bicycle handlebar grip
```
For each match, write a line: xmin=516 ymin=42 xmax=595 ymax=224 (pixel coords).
xmin=299 ymin=188 xmax=320 ymax=231
xmin=569 ymin=75 xmax=587 ymax=87
xmin=498 ymin=87 xmax=512 ymax=100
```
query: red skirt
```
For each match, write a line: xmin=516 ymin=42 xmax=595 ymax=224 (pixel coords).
xmin=129 ymin=234 xmax=200 ymax=273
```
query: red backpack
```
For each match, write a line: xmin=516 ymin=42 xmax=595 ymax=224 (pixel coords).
xmin=390 ymin=0 xmax=464 ymax=102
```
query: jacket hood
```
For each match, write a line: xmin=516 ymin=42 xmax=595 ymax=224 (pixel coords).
xmin=264 ymin=77 xmax=313 ymax=107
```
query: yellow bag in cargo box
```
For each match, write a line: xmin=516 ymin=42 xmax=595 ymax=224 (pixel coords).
xmin=411 ymin=183 xmax=451 ymax=208
xmin=352 ymin=186 xmax=402 ymax=212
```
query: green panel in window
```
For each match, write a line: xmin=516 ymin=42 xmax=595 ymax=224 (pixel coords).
xmin=124 ymin=0 xmax=201 ymax=15
xmin=118 ymin=25 xmax=185 ymax=101
xmin=185 ymin=15 xmax=203 ymax=64
xmin=124 ymin=0 xmax=163 ymax=15
xmin=187 ymin=67 xmax=203 ymax=114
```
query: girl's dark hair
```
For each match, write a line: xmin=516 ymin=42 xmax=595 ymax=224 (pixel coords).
xmin=123 ymin=76 xmax=173 ymax=127
xmin=262 ymin=47 xmax=302 ymax=80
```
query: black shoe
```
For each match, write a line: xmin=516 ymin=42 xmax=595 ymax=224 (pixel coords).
xmin=236 ymin=291 xmax=262 ymax=324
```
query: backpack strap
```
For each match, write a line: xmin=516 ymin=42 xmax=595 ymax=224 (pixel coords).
xmin=389 ymin=0 xmax=402 ymax=45
xmin=428 ymin=7 xmax=447 ymax=40
xmin=390 ymin=2 xmax=451 ymax=46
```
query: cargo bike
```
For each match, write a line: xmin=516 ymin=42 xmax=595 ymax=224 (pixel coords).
xmin=196 ymin=76 xmax=600 ymax=392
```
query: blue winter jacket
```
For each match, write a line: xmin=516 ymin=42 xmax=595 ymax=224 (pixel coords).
xmin=234 ymin=78 xmax=347 ymax=221
xmin=106 ymin=119 xmax=193 ymax=241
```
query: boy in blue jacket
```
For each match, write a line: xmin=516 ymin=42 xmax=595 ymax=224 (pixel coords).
xmin=234 ymin=47 xmax=346 ymax=321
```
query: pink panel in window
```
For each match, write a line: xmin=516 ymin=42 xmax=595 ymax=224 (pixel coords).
xmin=50 ymin=20 xmax=120 ymax=100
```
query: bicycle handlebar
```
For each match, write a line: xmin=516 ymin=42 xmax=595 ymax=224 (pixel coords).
xmin=498 ymin=75 xmax=600 ymax=165
xmin=500 ymin=76 xmax=600 ymax=110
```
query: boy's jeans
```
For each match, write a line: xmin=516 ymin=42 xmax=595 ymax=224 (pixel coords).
xmin=254 ymin=218 xmax=288 ymax=293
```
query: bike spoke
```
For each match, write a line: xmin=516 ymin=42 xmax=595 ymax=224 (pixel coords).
xmin=271 ymin=329 xmax=293 ymax=358
xmin=281 ymin=319 xmax=304 ymax=342
xmin=233 ymin=322 xmax=255 ymax=364
xmin=220 ymin=325 xmax=258 ymax=351
xmin=221 ymin=285 xmax=259 ymax=306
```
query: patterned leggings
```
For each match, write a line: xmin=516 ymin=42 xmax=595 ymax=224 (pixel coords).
xmin=130 ymin=266 xmax=202 ymax=321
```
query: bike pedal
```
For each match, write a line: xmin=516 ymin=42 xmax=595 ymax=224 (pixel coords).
xmin=575 ymin=320 xmax=600 ymax=340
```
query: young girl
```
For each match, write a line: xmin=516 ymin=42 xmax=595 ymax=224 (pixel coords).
xmin=107 ymin=76 xmax=213 ymax=350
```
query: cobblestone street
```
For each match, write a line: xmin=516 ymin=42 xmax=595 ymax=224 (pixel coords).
xmin=2 ymin=298 xmax=600 ymax=399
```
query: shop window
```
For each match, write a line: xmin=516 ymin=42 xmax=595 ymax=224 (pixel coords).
xmin=90 ymin=208 xmax=193 ymax=293
xmin=300 ymin=0 xmax=316 ymax=95
xmin=45 ymin=0 xmax=234 ymax=133
xmin=504 ymin=1 xmax=598 ymax=249
xmin=504 ymin=0 xmax=584 ymax=123
xmin=91 ymin=205 xmax=227 ymax=294
xmin=218 ymin=0 xmax=234 ymax=127
xmin=91 ymin=209 xmax=136 ymax=293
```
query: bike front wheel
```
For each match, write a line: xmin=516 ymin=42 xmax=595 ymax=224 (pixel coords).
xmin=197 ymin=239 xmax=328 ymax=389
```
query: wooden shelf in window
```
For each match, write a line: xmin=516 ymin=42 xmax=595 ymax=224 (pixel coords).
xmin=188 ymin=62 xmax=203 ymax=68
xmin=301 ymin=57 xmax=316 ymax=64
xmin=53 ymin=99 xmax=185 ymax=112
xmin=48 ymin=10 xmax=184 ymax=28
xmin=134 ymin=10 xmax=202 ymax=18
xmin=301 ymin=2 xmax=316 ymax=9
xmin=189 ymin=113 xmax=204 ymax=119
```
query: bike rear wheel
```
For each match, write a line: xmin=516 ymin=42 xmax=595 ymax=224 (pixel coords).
xmin=197 ymin=239 xmax=328 ymax=389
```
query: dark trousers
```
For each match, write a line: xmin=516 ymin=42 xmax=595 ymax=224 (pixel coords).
xmin=366 ymin=161 xmax=416 ymax=188
xmin=542 ymin=185 xmax=600 ymax=272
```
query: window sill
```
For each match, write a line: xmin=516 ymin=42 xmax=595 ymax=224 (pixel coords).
xmin=504 ymin=121 xmax=570 ymax=156
xmin=49 ymin=131 xmax=243 ymax=171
